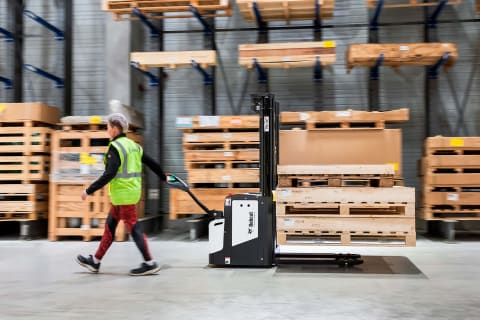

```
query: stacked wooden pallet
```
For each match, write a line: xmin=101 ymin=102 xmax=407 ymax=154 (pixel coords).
xmin=48 ymin=117 xmax=144 ymax=241
xmin=420 ymin=136 xmax=480 ymax=221
xmin=170 ymin=115 xmax=260 ymax=220
xmin=276 ymin=165 xmax=416 ymax=247
xmin=0 ymin=103 xmax=59 ymax=223
xmin=102 ymin=0 xmax=232 ymax=21
xmin=277 ymin=108 xmax=415 ymax=246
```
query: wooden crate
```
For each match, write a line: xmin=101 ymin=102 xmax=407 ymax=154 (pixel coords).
xmin=0 ymin=155 xmax=49 ymax=182
xmin=366 ymin=0 xmax=461 ymax=9
xmin=238 ymin=41 xmax=336 ymax=69
xmin=280 ymin=108 xmax=409 ymax=129
xmin=237 ymin=0 xmax=335 ymax=22
xmin=276 ymin=216 xmax=415 ymax=246
xmin=346 ymin=43 xmax=458 ymax=72
xmin=0 ymin=102 xmax=60 ymax=125
xmin=50 ymin=129 xmax=143 ymax=183
xmin=130 ymin=50 xmax=216 ymax=70
xmin=0 ymin=183 xmax=48 ymax=221
xmin=176 ymin=115 xmax=259 ymax=130
xmin=0 ymin=126 xmax=52 ymax=155
xmin=169 ymin=187 xmax=258 ymax=219
xmin=48 ymin=182 xmax=132 ymax=241
xmin=102 ymin=0 xmax=232 ymax=20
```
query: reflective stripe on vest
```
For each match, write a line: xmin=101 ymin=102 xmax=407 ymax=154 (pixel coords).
xmin=111 ymin=140 xmax=142 ymax=178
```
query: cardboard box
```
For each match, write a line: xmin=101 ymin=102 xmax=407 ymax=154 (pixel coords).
xmin=0 ymin=102 xmax=60 ymax=124
xmin=279 ymin=129 xmax=402 ymax=176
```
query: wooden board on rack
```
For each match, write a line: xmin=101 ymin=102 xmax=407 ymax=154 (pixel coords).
xmin=237 ymin=0 xmax=335 ymax=22
xmin=239 ymin=41 xmax=336 ymax=69
xmin=183 ymin=131 xmax=259 ymax=144
xmin=187 ymin=168 xmax=259 ymax=184
xmin=103 ymin=0 xmax=232 ymax=20
xmin=346 ymin=43 xmax=458 ymax=72
xmin=280 ymin=108 xmax=409 ymax=128
xmin=130 ymin=50 xmax=216 ymax=70
xmin=0 ymin=126 xmax=52 ymax=155
xmin=366 ymin=0 xmax=461 ymax=9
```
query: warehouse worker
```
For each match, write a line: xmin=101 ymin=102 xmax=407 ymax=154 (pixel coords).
xmin=76 ymin=112 xmax=166 ymax=276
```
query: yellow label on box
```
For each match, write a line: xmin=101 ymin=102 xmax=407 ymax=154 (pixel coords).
xmin=323 ymin=41 xmax=336 ymax=48
xmin=80 ymin=153 xmax=98 ymax=165
xmin=449 ymin=138 xmax=464 ymax=147
xmin=386 ymin=162 xmax=399 ymax=171
xmin=0 ymin=104 xmax=5 ymax=113
xmin=89 ymin=116 xmax=102 ymax=124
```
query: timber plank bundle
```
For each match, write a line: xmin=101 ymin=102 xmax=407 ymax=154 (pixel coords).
xmin=238 ymin=41 xmax=336 ymax=69
xmin=170 ymin=115 xmax=260 ymax=219
xmin=237 ymin=0 xmax=335 ymax=23
xmin=366 ymin=0 xmax=461 ymax=9
xmin=130 ymin=50 xmax=216 ymax=70
xmin=280 ymin=108 xmax=409 ymax=130
xmin=420 ymin=136 xmax=480 ymax=221
xmin=276 ymin=186 xmax=416 ymax=246
xmin=102 ymin=0 xmax=232 ymax=20
xmin=346 ymin=43 xmax=458 ymax=72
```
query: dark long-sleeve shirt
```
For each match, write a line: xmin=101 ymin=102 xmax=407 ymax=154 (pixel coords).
xmin=85 ymin=133 xmax=166 ymax=195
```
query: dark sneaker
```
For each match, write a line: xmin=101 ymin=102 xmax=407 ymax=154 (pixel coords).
xmin=129 ymin=262 xmax=160 ymax=276
xmin=76 ymin=254 xmax=100 ymax=273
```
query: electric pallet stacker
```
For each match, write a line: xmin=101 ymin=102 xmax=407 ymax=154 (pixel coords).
xmin=167 ymin=93 xmax=363 ymax=268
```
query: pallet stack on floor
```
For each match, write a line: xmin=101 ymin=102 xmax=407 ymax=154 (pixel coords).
xmin=48 ymin=116 xmax=144 ymax=241
xmin=0 ymin=103 xmax=59 ymax=227
xmin=169 ymin=115 xmax=260 ymax=220
xmin=276 ymin=108 xmax=416 ymax=246
xmin=420 ymin=136 xmax=480 ymax=222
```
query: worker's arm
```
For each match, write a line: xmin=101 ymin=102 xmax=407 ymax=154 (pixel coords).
xmin=142 ymin=153 xmax=167 ymax=181
xmin=83 ymin=146 xmax=120 ymax=197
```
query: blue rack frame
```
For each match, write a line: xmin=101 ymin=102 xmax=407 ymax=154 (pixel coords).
xmin=24 ymin=64 xmax=64 ymax=88
xmin=191 ymin=60 xmax=214 ymax=85
xmin=0 ymin=76 xmax=13 ymax=89
xmin=132 ymin=7 xmax=160 ymax=37
xmin=23 ymin=9 xmax=64 ymax=40
xmin=130 ymin=61 xmax=159 ymax=86
xmin=0 ymin=26 xmax=14 ymax=42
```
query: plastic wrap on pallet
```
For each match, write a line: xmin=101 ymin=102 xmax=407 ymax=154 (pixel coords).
xmin=50 ymin=152 xmax=104 ymax=183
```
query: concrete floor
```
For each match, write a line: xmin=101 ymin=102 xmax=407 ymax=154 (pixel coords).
xmin=1 ymin=233 xmax=480 ymax=320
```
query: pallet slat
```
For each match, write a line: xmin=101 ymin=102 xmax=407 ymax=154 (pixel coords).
xmin=0 ymin=127 xmax=52 ymax=154
xmin=187 ymin=168 xmax=259 ymax=184
xmin=0 ymin=155 xmax=49 ymax=181
xmin=177 ymin=115 xmax=259 ymax=130
xmin=346 ymin=43 xmax=458 ymax=72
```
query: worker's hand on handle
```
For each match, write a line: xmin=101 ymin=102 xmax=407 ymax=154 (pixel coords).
xmin=81 ymin=190 xmax=88 ymax=201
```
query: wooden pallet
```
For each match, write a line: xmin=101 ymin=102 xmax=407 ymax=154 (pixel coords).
xmin=421 ymin=155 xmax=480 ymax=173
xmin=0 ymin=155 xmax=49 ymax=182
xmin=187 ymin=168 xmax=259 ymax=184
xmin=276 ymin=216 xmax=415 ymax=246
xmin=0 ymin=183 xmax=48 ymax=221
xmin=102 ymin=0 xmax=232 ymax=20
xmin=276 ymin=202 xmax=414 ymax=216
xmin=176 ymin=115 xmax=259 ymax=130
xmin=0 ymin=126 xmax=52 ymax=155
xmin=237 ymin=0 xmax=335 ymax=22
xmin=277 ymin=232 xmax=416 ymax=246
xmin=421 ymin=207 xmax=480 ymax=220
xmin=184 ymin=149 xmax=259 ymax=163
xmin=424 ymin=136 xmax=480 ymax=155
xmin=367 ymin=0 xmax=461 ymax=9
xmin=238 ymin=41 xmax=336 ymax=69
xmin=0 ymin=102 xmax=60 ymax=125
xmin=280 ymin=108 xmax=409 ymax=129
xmin=48 ymin=182 xmax=131 ymax=241
xmin=183 ymin=131 xmax=259 ymax=144
xmin=422 ymin=173 xmax=480 ymax=186
xmin=130 ymin=50 xmax=216 ymax=70
xmin=169 ymin=187 xmax=258 ymax=219
xmin=276 ymin=186 xmax=415 ymax=204
xmin=346 ymin=43 xmax=458 ymax=72
xmin=277 ymin=164 xmax=396 ymax=187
